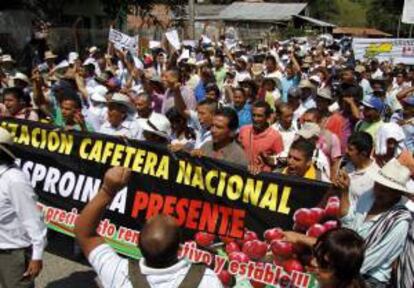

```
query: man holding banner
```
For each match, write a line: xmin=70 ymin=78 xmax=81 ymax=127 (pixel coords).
xmin=74 ymin=167 xmax=223 ymax=288
xmin=0 ymin=127 xmax=47 ymax=288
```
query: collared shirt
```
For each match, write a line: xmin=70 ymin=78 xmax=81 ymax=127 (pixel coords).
xmin=0 ymin=104 xmax=39 ymax=121
xmin=344 ymin=160 xmax=380 ymax=209
xmin=187 ymin=110 xmax=212 ymax=149
xmin=200 ymin=140 xmax=248 ymax=167
xmin=272 ymin=122 xmax=297 ymax=158
xmin=0 ymin=164 xmax=47 ymax=260
xmin=239 ymin=125 xmax=284 ymax=172
xmin=98 ymin=118 xmax=142 ymax=139
xmin=88 ymin=244 xmax=223 ymax=288
xmin=355 ymin=120 xmax=384 ymax=144
xmin=280 ymin=75 xmax=300 ymax=103
xmin=234 ymin=104 xmax=252 ymax=128
xmin=391 ymin=113 xmax=414 ymax=153
xmin=162 ymin=86 xmax=197 ymax=115
xmin=341 ymin=200 xmax=410 ymax=283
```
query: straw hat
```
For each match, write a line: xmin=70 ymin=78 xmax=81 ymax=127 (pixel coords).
xmin=13 ymin=72 xmax=31 ymax=85
xmin=0 ymin=127 xmax=16 ymax=159
xmin=1 ymin=54 xmax=15 ymax=63
xmin=108 ymin=93 xmax=136 ymax=114
xmin=138 ymin=113 xmax=171 ymax=140
xmin=44 ymin=51 xmax=58 ymax=60
xmin=369 ymin=158 xmax=413 ymax=194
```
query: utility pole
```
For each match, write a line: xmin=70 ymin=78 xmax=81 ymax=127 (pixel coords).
xmin=189 ymin=0 xmax=196 ymax=39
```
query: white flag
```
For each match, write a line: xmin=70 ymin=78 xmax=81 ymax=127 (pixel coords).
xmin=402 ymin=0 xmax=414 ymax=24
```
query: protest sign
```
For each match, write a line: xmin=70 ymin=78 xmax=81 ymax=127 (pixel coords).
xmin=353 ymin=38 xmax=414 ymax=64
xmin=1 ymin=118 xmax=330 ymax=287
xmin=165 ymin=29 xmax=181 ymax=50
xmin=108 ymin=28 xmax=138 ymax=51
xmin=402 ymin=0 xmax=414 ymax=24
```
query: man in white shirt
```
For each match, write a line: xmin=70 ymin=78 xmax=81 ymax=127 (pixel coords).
xmin=74 ymin=167 xmax=223 ymax=288
xmin=0 ymin=127 xmax=47 ymax=288
xmin=343 ymin=132 xmax=379 ymax=211
xmin=98 ymin=93 xmax=142 ymax=139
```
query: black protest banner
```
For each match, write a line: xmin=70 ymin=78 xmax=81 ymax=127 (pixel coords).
xmin=0 ymin=118 xmax=331 ymax=259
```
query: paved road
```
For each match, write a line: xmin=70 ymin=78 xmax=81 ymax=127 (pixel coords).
xmin=35 ymin=233 xmax=100 ymax=288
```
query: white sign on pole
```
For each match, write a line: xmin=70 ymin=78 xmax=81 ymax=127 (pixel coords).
xmin=402 ymin=0 xmax=414 ymax=24
xmin=353 ymin=38 xmax=414 ymax=64
xmin=109 ymin=28 xmax=138 ymax=51
xmin=165 ymin=30 xmax=181 ymax=50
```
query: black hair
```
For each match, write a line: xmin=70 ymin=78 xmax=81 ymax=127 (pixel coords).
xmin=60 ymin=89 xmax=82 ymax=109
xmin=215 ymin=53 xmax=225 ymax=64
xmin=166 ymin=108 xmax=196 ymax=140
xmin=265 ymin=54 xmax=277 ymax=65
xmin=3 ymin=87 xmax=25 ymax=101
xmin=197 ymin=98 xmax=218 ymax=114
xmin=304 ymin=108 xmax=322 ymax=122
xmin=233 ymin=87 xmax=246 ymax=97
xmin=215 ymin=107 xmax=239 ymax=131
xmin=290 ymin=138 xmax=315 ymax=161
xmin=314 ymin=228 xmax=366 ymax=288
xmin=347 ymin=132 xmax=373 ymax=157
xmin=205 ymin=83 xmax=221 ymax=100
xmin=252 ymin=100 xmax=272 ymax=117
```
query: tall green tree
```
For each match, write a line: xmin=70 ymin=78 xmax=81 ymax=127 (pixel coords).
xmin=367 ymin=0 xmax=405 ymax=35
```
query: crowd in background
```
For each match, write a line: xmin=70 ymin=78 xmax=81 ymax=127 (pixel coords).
xmin=1 ymin=34 xmax=414 ymax=288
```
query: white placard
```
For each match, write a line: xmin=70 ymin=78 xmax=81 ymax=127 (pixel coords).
xmin=165 ymin=30 xmax=181 ymax=50
xmin=149 ymin=41 xmax=161 ymax=49
xmin=353 ymin=38 xmax=414 ymax=64
xmin=109 ymin=28 xmax=138 ymax=51
xmin=402 ymin=0 xmax=414 ymax=24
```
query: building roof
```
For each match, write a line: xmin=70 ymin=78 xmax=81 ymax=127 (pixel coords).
xmin=173 ymin=5 xmax=227 ymax=20
xmin=333 ymin=27 xmax=392 ymax=37
xmin=293 ymin=15 xmax=336 ymax=28
xmin=218 ymin=2 xmax=307 ymax=22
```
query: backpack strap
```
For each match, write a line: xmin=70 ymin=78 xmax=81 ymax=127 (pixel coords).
xmin=128 ymin=260 xmax=206 ymax=288
xmin=128 ymin=260 xmax=152 ymax=288
xmin=178 ymin=263 xmax=207 ymax=288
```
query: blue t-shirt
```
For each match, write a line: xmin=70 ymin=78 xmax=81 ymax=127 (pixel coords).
xmin=235 ymin=104 xmax=252 ymax=128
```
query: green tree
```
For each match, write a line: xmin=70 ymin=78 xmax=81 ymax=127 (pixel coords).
xmin=367 ymin=0 xmax=406 ymax=35
xmin=307 ymin=0 xmax=340 ymax=22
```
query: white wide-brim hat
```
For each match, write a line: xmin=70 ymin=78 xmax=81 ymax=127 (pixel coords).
xmin=138 ymin=113 xmax=171 ymax=140
xmin=108 ymin=93 xmax=136 ymax=114
xmin=369 ymin=158 xmax=413 ymax=194
xmin=0 ymin=127 xmax=16 ymax=159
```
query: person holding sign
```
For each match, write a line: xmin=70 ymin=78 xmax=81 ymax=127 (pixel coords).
xmin=74 ymin=167 xmax=223 ymax=288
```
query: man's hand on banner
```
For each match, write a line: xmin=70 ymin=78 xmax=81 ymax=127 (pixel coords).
xmin=101 ymin=167 xmax=131 ymax=198
xmin=248 ymin=164 xmax=261 ymax=175
xmin=190 ymin=149 xmax=204 ymax=158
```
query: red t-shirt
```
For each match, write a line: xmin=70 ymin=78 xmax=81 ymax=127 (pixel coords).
xmin=239 ymin=125 xmax=284 ymax=172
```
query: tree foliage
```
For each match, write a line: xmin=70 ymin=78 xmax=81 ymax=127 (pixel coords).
xmin=367 ymin=0 xmax=406 ymax=35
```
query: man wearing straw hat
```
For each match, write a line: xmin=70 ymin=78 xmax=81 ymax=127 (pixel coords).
xmin=0 ymin=127 xmax=47 ymax=288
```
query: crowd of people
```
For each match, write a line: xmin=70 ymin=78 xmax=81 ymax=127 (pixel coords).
xmin=0 ymin=33 xmax=414 ymax=288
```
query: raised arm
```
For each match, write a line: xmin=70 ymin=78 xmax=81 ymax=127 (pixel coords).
xmin=74 ymin=167 xmax=131 ymax=257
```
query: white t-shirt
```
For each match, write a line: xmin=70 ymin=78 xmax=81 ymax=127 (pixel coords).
xmin=88 ymin=244 xmax=223 ymax=288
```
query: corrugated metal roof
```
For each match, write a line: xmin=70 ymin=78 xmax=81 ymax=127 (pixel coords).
xmin=333 ymin=27 xmax=392 ymax=37
xmin=218 ymin=2 xmax=307 ymax=22
xmin=293 ymin=15 xmax=336 ymax=27
xmin=173 ymin=5 xmax=227 ymax=20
